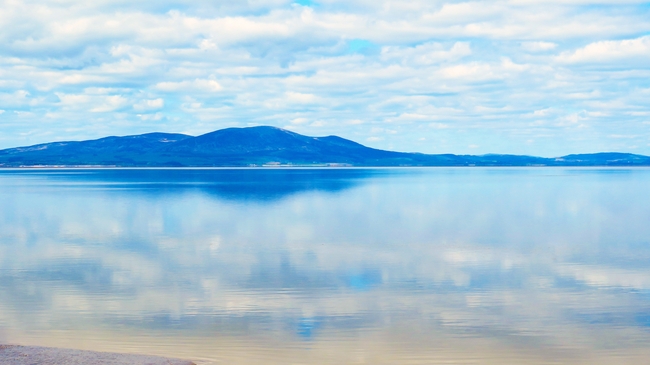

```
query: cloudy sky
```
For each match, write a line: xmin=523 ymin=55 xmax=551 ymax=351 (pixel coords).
xmin=1 ymin=0 xmax=649 ymax=156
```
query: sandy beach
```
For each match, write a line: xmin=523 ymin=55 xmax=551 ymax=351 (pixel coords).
xmin=0 ymin=345 xmax=195 ymax=365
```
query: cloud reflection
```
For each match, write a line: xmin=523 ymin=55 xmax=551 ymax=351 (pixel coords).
xmin=1 ymin=168 xmax=650 ymax=363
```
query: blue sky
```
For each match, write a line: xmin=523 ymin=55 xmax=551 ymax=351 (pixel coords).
xmin=0 ymin=0 xmax=649 ymax=156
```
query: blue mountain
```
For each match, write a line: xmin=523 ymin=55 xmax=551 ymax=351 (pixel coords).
xmin=1 ymin=126 xmax=649 ymax=167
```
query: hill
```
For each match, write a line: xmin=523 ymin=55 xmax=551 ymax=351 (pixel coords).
xmin=1 ymin=126 xmax=649 ymax=167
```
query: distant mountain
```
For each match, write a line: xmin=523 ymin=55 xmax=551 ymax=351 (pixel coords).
xmin=0 ymin=132 xmax=192 ymax=167
xmin=1 ymin=126 xmax=649 ymax=167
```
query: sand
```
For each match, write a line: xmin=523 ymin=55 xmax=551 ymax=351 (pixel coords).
xmin=0 ymin=345 xmax=195 ymax=365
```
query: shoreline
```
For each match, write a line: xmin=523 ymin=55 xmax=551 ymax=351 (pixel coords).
xmin=0 ymin=345 xmax=195 ymax=365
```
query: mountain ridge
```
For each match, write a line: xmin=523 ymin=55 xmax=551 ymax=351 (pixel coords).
xmin=1 ymin=126 xmax=649 ymax=167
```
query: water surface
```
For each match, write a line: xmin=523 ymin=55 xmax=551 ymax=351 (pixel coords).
xmin=1 ymin=168 xmax=650 ymax=364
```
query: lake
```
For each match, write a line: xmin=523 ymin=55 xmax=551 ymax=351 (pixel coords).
xmin=1 ymin=167 xmax=650 ymax=364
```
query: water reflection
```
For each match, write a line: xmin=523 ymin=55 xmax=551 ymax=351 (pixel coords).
xmin=1 ymin=168 xmax=650 ymax=364
xmin=0 ymin=168 xmax=380 ymax=201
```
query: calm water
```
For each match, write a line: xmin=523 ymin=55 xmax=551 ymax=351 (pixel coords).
xmin=1 ymin=168 xmax=650 ymax=364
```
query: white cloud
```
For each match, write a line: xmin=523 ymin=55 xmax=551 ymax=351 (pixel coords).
xmin=284 ymin=91 xmax=320 ymax=104
xmin=289 ymin=117 xmax=309 ymax=125
xmin=56 ymin=93 xmax=129 ymax=112
xmin=0 ymin=90 xmax=30 ymax=104
xmin=155 ymin=79 xmax=223 ymax=92
xmin=521 ymin=41 xmax=558 ymax=52
xmin=133 ymin=98 xmax=164 ymax=111
xmin=56 ymin=93 xmax=91 ymax=107
xmin=381 ymin=42 xmax=471 ymax=65
xmin=90 ymin=95 xmax=129 ymax=112
xmin=137 ymin=112 xmax=164 ymax=121
xmin=438 ymin=62 xmax=496 ymax=81
xmin=558 ymin=35 xmax=650 ymax=63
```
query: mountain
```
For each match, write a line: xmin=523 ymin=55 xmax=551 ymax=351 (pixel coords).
xmin=0 ymin=132 xmax=192 ymax=167
xmin=1 ymin=126 xmax=649 ymax=167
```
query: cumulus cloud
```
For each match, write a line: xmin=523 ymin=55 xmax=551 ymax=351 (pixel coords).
xmin=56 ymin=93 xmax=129 ymax=112
xmin=284 ymin=91 xmax=321 ymax=104
xmin=381 ymin=42 xmax=472 ymax=65
xmin=557 ymin=35 xmax=650 ymax=63
xmin=521 ymin=41 xmax=558 ymax=52
xmin=133 ymin=98 xmax=164 ymax=111
xmin=155 ymin=79 xmax=223 ymax=92
xmin=0 ymin=0 xmax=648 ymax=155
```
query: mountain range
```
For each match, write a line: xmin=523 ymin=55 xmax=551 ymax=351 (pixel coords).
xmin=1 ymin=126 xmax=649 ymax=167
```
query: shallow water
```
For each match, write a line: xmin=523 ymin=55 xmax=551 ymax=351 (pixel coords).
xmin=1 ymin=168 xmax=650 ymax=364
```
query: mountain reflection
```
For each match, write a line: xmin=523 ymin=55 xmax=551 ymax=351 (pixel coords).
xmin=0 ymin=168 xmax=380 ymax=202
xmin=2 ymin=168 xmax=650 ymax=364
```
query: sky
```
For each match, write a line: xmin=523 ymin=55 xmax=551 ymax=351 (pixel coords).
xmin=0 ymin=0 xmax=649 ymax=156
